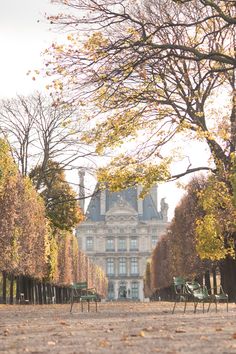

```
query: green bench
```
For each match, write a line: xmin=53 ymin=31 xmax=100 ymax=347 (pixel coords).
xmin=70 ymin=281 xmax=98 ymax=313
xmin=172 ymin=277 xmax=228 ymax=314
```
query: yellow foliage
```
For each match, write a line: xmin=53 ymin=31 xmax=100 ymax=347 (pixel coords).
xmin=97 ymin=155 xmax=171 ymax=196
xmin=0 ymin=139 xmax=18 ymax=195
xmin=196 ymin=176 xmax=236 ymax=260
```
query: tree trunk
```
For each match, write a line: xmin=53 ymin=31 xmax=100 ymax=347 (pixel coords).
xmin=38 ymin=283 xmax=43 ymax=304
xmin=204 ymin=270 xmax=211 ymax=294
xmin=16 ymin=275 xmax=21 ymax=303
xmin=212 ymin=267 xmax=217 ymax=294
xmin=9 ymin=274 xmax=14 ymax=304
xmin=42 ymin=283 xmax=46 ymax=304
xmin=2 ymin=271 xmax=7 ymax=304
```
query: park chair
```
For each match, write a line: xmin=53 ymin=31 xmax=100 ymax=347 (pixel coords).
xmin=172 ymin=277 xmax=189 ymax=314
xmin=185 ymin=280 xmax=212 ymax=313
xmin=70 ymin=281 xmax=98 ymax=313
xmin=209 ymin=285 xmax=228 ymax=312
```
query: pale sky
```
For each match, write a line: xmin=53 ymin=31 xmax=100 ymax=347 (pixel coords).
xmin=0 ymin=0 xmax=209 ymax=221
xmin=0 ymin=0 xmax=59 ymax=97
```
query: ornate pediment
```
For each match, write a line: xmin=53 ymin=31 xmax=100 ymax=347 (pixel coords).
xmin=106 ymin=196 xmax=138 ymax=217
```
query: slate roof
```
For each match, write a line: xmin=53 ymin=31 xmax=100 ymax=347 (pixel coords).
xmin=86 ymin=186 xmax=162 ymax=222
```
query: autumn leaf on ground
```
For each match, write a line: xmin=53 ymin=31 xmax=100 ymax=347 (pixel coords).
xmin=175 ymin=328 xmax=186 ymax=333
xmin=59 ymin=321 xmax=70 ymax=326
xmin=99 ymin=339 xmax=109 ymax=347
xmin=47 ymin=341 xmax=56 ymax=346
xmin=139 ymin=331 xmax=146 ymax=337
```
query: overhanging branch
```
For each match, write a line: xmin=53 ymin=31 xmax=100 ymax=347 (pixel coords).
xmin=170 ymin=166 xmax=216 ymax=180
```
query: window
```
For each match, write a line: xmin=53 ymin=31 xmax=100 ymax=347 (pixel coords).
xmin=130 ymin=257 xmax=138 ymax=275
xmin=118 ymin=238 xmax=126 ymax=251
xmin=151 ymin=236 xmax=158 ymax=247
xmin=106 ymin=238 xmax=115 ymax=251
xmin=108 ymin=282 xmax=114 ymax=299
xmin=131 ymin=282 xmax=139 ymax=299
xmin=130 ymin=238 xmax=138 ymax=250
xmin=107 ymin=258 xmax=114 ymax=275
xmin=86 ymin=237 xmax=93 ymax=251
xmin=119 ymin=257 xmax=126 ymax=275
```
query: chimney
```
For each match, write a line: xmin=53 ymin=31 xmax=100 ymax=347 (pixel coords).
xmin=78 ymin=168 xmax=85 ymax=213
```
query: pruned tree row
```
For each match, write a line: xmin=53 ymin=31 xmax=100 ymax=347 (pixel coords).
xmin=0 ymin=139 xmax=107 ymax=304
xmin=147 ymin=176 xmax=236 ymax=301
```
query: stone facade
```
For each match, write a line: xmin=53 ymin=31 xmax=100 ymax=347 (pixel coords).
xmin=76 ymin=185 xmax=169 ymax=301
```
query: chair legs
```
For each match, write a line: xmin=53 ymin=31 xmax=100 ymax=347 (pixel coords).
xmin=184 ymin=301 xmax=187 ymax=313
xmin=172 ymin=300 xmax=187 ymax=314
xmin=80 ymin=300 xmax=97 ymax=312
xmin=213 ymin=298 xmax=228 ymax=312
xmin=70 ymin=295 xmax=74 ymax=313
xmin=172 ymin=301 xmax=177 ymax=314
xmin=194 ymin=301 xmax=198 ymax=313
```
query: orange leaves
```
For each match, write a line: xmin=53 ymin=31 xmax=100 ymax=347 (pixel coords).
xmin=0 ymin=140 xmax=107 ymax=292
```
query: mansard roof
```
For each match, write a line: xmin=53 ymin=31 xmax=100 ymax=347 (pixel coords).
xmin=106 ymin=196 xmax=138 ymax=216
xmin=86 ymin=185 xmax=162 ymax=222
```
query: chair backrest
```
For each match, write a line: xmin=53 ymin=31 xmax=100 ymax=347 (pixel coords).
xmin=72 ymin=282 xmax=88 ymax=290
xmin=173 ymin=277 xmax=185 ymax=286
xmin=185 ymin=281 xmax=208 ymax=296
xmin=173 ymin=277 xmax=186 ymax=294
xmin=185 ymin=281 xmax=200 ymax=292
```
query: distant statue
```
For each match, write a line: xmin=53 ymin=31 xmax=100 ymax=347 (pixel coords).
xmin=160 ymin=198 xmax=168 ymax=221
xmin=117 ymin=195 xmax=125 ymax=207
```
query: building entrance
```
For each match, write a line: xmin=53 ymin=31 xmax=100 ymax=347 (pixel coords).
xmin=118 ymin=283 xmax=127 ymax=298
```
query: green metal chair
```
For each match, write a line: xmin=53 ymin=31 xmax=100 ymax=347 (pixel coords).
xmin=172 ymin=277 xmax=189 ymax=314
xmin=209 ymin=285 xmax=228 ymax=312
xmin=185 ymin=281 xmax=212 ymax=313
xmin=70 ymin=282 xmax=98 ymax=313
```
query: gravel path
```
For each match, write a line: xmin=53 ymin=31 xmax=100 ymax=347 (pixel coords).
xmin=0 ymin=301 xmax=236 ymax=353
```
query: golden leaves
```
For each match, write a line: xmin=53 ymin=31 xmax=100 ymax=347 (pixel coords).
xmin=97 ymin=155 xmax=171 ymax=196
xmin=196 ymin=176 xmax=236 ymax=260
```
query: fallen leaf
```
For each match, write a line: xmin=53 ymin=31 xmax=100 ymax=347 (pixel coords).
xmin=59 ymin=321 xmax=70 ymax=326
xmin=175 ymin=329 xmax=186 ymax=333
xmin=47 ymin=341 xmax=56 ymax=346
xmin=99 ymin=340 xmax=109 ymax=347
xmin=139 ymin=331 xmax=146 ymax=337
xmin=3 ymin=329 xmax=9 ymax=336
xmin=143 ymin=327 xmax=153 ymax=332
xmin=200 ymin=336 xmax=209 ymax=341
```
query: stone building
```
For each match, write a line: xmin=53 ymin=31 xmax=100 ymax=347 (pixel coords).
xmin=76 ymin=184 xmax=169 ymax=301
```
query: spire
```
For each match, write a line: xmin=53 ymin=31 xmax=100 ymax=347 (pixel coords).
xmin=78 ymin=168 xmax=85 ymax=213
xmin=160 ymin=198 xmax=168 ymax=222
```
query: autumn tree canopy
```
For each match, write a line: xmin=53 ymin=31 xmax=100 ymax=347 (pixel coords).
xmin=151 ymin=176 xmax=211 ymax=291
xmin=30 ymin=160 xmax=84 ymax=231
xmin=0 ymin=139 xmax=107 ymax=296
xmin=46 ymin=0 xmax=235 ymax=192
